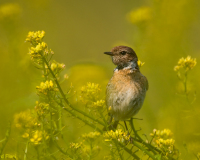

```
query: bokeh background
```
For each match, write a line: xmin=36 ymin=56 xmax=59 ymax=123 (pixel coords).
xmin=0 ymin=0 xmax=200 ymax=159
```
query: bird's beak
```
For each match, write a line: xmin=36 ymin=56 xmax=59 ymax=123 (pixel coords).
xmin=104 ymin=52 xmax=114 ymax=56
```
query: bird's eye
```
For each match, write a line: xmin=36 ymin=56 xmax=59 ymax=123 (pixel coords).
xmin=120 ymin=51 xmax=126 ymax=55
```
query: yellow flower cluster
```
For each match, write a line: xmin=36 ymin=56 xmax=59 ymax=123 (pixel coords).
xmin=14 ymin=110 xmax=37 ymax=129
xmin=127 ymin=7 xmax=151 ymax=24
xmin=104 ymin=129 xmax=130 ymax=143
xmin=36 ymin=80 xmax=55 ymax=95
xmin=150 ymin=129 xmax=173 ymax=139
xmin=81 ymin=83 xmax=101 ymax=97
xmin=30 ymin=130 xmax=49 ymax=145
xmin=81 ymin=83 xmax=101 ymax=104
xmin=50 ymin=61 xmax=65 ymax=75
xmin=26 ymin=31 xmax=55 ymax=66
xmin=13 ymin=109 xmax=48 ymax=143
xmin=93 ymin=100 xmax=105 ymax=109
xmin=155 ymin=138 xmax=175 ymax=147
xmin=70 ymin=142 xmax=83 ymax=150
xmin=35 ymin=101 xmax=49 ymax=116
xmin=150 ymin=129 xmax=177 ymax=156
xmin=174 ymin=56 xmax=197 ymax=72
xmin=82 ymin=131 xmax=100 ymax=141
xmin=137 ymin=60 xmax=145 ymax=68
xmin=26 ymin=30 xmax=45 ymax=45
xmin=29 ymin=42 xmax=47 ymax=60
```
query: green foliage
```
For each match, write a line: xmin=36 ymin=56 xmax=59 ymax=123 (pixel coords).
xmin=0 ymin=1 xmax=199 ymax=159
xmin=0 ymin=31 xmax=189 ymax=159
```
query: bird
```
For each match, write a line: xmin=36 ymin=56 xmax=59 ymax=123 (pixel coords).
xmin=104 ymin=46 xmax=148 ymax=130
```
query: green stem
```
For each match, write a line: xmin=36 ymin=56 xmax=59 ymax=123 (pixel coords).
xmin=132 ymin=140 xmax=156 ymax=160
xmin=53 ymin=139 xmax=73 ymax=159
xmin=184 ymin=71 xmax=192 ymax=104
xmin=42 ymin=61 xmax=48 ymax=80
xmin=42 ymin=56 xmax=105 ymax=127
xmin=40 ymin=116 xmax=48 ymax=159
xmin=36 ymin=46 xmax=165 ymax=160
xmin=35 ymin=146 xmax=40 ymax=160
xmin=56 ymin=100 xmax=103 ymax=133
xmin=184 ymin=72 xmax=187 ymax=94
xmin=24 ymin=141 xmax=29 ymax=160
xmin=47 ymin=94 xmax=54 ymax=139
xmin=0 ymin=122 xmax=11 ymax=156
xmin=0 ymin=138 xmax=6 ymax=143
xmin=99 ymin=111 xmax=107 ymax=126
xmin=114 ymin=141 xmax=124 ymax=160
xmin=129 ymin=120 xmax=176 ymax=160
xmin=58 ymin=104 xmax=63 ymax=138
xmin=89 ymin=142 xmax=93 ymax=160
xmin=114 ymin=140 xmax=140 ymax=160
xmin=129 ymin=119 xmax=158 ymax=154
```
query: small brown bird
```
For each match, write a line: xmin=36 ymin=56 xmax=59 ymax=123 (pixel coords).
xmin=104 ymin=46 xmax=148 ymax=129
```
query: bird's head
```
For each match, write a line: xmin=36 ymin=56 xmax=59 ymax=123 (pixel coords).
xmin=104 ymin=46 xmax=138 ymax=69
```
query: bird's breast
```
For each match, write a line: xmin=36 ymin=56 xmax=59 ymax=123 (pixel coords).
xmin=106 ymin=69 xmax=148 ymax=121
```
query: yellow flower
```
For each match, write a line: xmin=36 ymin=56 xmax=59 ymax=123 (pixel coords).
xmin=156 ymin=138 xmax=175 ymax=146
xmin=35 ymin=101 xmax=49 ymax=116
xmin=82 ymin=132 xmax=100 ymax=141
xmin=30 ymin=130 xmax=49 ymax=145
xmin=150 ymin=129 xmax=177 ymax=155
xmin=26 ymin=30 xmax=45 ymax=45
xmin=108 ymin=106 xmax=112 ymax=111
xmin=28 ymin=42 xmax=47 ymax=60
xmin=27 ymin=42 xmax=48 ymax=64
xmin=50 ymin=61 xmax=65 ymax=74
xmin=137 ymin=60 xmax=145 ymax=68
xmin=13 ymin=110 xmax=37 ymax=129
xmin=70 ymin=142 xmax=82 ymax=150
xmin=51 ymin=63 xmax=57 ymax=71
xmin=150 ymin=128 xmax=173 ymax=139
xmin=174 ymin=65 xmax=180 ymax=72
xmin=104 ymin=129 xmax=130 ymax=143
xmin=80 ymin=83 xmax=101 ymax=104
xmin=174 ymin=56 xmax=197 ymax=72
xmin=81 ymin=83 xmax=101 ymax=95
xmin=93 ymin=100 xmax=105 ymax=109
xmin=164 ymin=139 xmax=175 ymax=146
xmin=36 ymin=80 xmax=55 ymax=95
xmin=22 ymin=132 xmax=29 ymax=138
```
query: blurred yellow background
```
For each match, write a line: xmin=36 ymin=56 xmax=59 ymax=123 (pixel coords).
xmin=0 ymin=0 xmax=200 ymax=159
